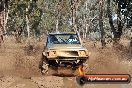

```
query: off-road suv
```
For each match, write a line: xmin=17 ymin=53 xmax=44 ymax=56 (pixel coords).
xmin=39 ymin=32 xmax=89 ymax=75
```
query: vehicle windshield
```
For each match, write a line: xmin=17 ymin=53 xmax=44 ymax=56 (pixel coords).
xmin=48 ymin=34 xmax=81 ymax=44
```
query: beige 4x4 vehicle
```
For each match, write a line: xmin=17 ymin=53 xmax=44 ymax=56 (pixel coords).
xmin=39 ymin=32 xmax=89 ymax=75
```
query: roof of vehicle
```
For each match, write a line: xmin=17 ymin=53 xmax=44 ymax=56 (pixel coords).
xmin=48 ymin=32 xmax=77 ymax=35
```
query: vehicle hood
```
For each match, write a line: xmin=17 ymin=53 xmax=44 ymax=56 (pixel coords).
xmin=48 ymin=44 xmax=86 ymax=50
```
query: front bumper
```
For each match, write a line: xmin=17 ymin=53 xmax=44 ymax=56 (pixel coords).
xmin=47 ymin=57 xmax=89 ymax=66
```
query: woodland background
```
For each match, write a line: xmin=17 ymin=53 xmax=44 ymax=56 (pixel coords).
xmin=0 ymin=0 xmax=131 ymax=51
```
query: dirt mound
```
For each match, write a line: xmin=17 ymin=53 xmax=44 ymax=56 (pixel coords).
xmin=0 ymin=38 xmax=43 ymax=78
xmin=83 ymin=40 xmax=132 ymax=75
xmin=88 ymin=47 xmax=131 ymax=74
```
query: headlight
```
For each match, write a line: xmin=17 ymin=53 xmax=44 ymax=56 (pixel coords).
xmin=79 ymin=50 xmax=86 ymax=56
xmin=48 ymin=51 xmax=56 ymax=56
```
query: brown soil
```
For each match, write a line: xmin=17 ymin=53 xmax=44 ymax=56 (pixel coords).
xmin=0 ymin=37 xmax=132 ymax=88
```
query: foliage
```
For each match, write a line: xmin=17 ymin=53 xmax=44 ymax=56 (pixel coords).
xmin=4 ymin=0 xmax=132 ymax=44
xmin=7 ymin=0 xmax=43 ymax=37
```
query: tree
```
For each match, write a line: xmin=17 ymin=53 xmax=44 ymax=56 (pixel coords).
xmin=71 ymin=0 xmax=77 ymax=32
xmin=7 ymin=0 xmax=43 ymax=42
xmin=0 ymin=0 xmax=9 ymax=44
xmin=107 ymin=0 xmax=132 ymax=45
xmin=99 ymin=0 xmax=106 ymax=47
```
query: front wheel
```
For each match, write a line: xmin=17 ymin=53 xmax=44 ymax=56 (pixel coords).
xmin=41 ymin=61 xmax=48 ymax=75
xmin=39 ymin=54 xmax=49 ymax=75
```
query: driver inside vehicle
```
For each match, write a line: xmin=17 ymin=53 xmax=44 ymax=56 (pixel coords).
xmin=50 ymin=35 xmax=60 ymax=44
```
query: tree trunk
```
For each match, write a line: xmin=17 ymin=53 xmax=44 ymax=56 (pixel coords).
xmin=107 ymin=0 xmax=123 ymax=45
xmin=84 ymin=1 xmax=88 ymax=38
xmin=82 ymin=28 xmax=85 ymax=38
xmin=99 ymin=0 xmax=105 ymax=48
xmin=0 ymin=0 xmax=9 ymax=44
xmin=15 ymin=26 xmax=23 ymax=43
xmin=4 ymin=9 xmax=9 ymax=37
xmin=56 ymin=17 xmax=59 ymax=32
xmin=83 ymin=14 xmax=85 ymax=38
xmin=3 ymin=2 xmax=6 ymax=36
xmin=26 ymin=7 xmax=30 ymax=42
xmin=116 ymin=1 xmax=123 ymax=42
xmin=71 ymin=0 xmax=78 ymax=32
xmin=0 ymin=23 xmax=4 ymax=46
xmin=130 ymin=39 xmax=132 ymax=55
xmin=0 ymin=11 xmax=4 ymax=45
xmin=55 ymin=2 xmax=60 ymax=33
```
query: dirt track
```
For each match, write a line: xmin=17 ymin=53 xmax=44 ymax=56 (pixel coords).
xmin=0 ymin=37 xmax=132 ymax=88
